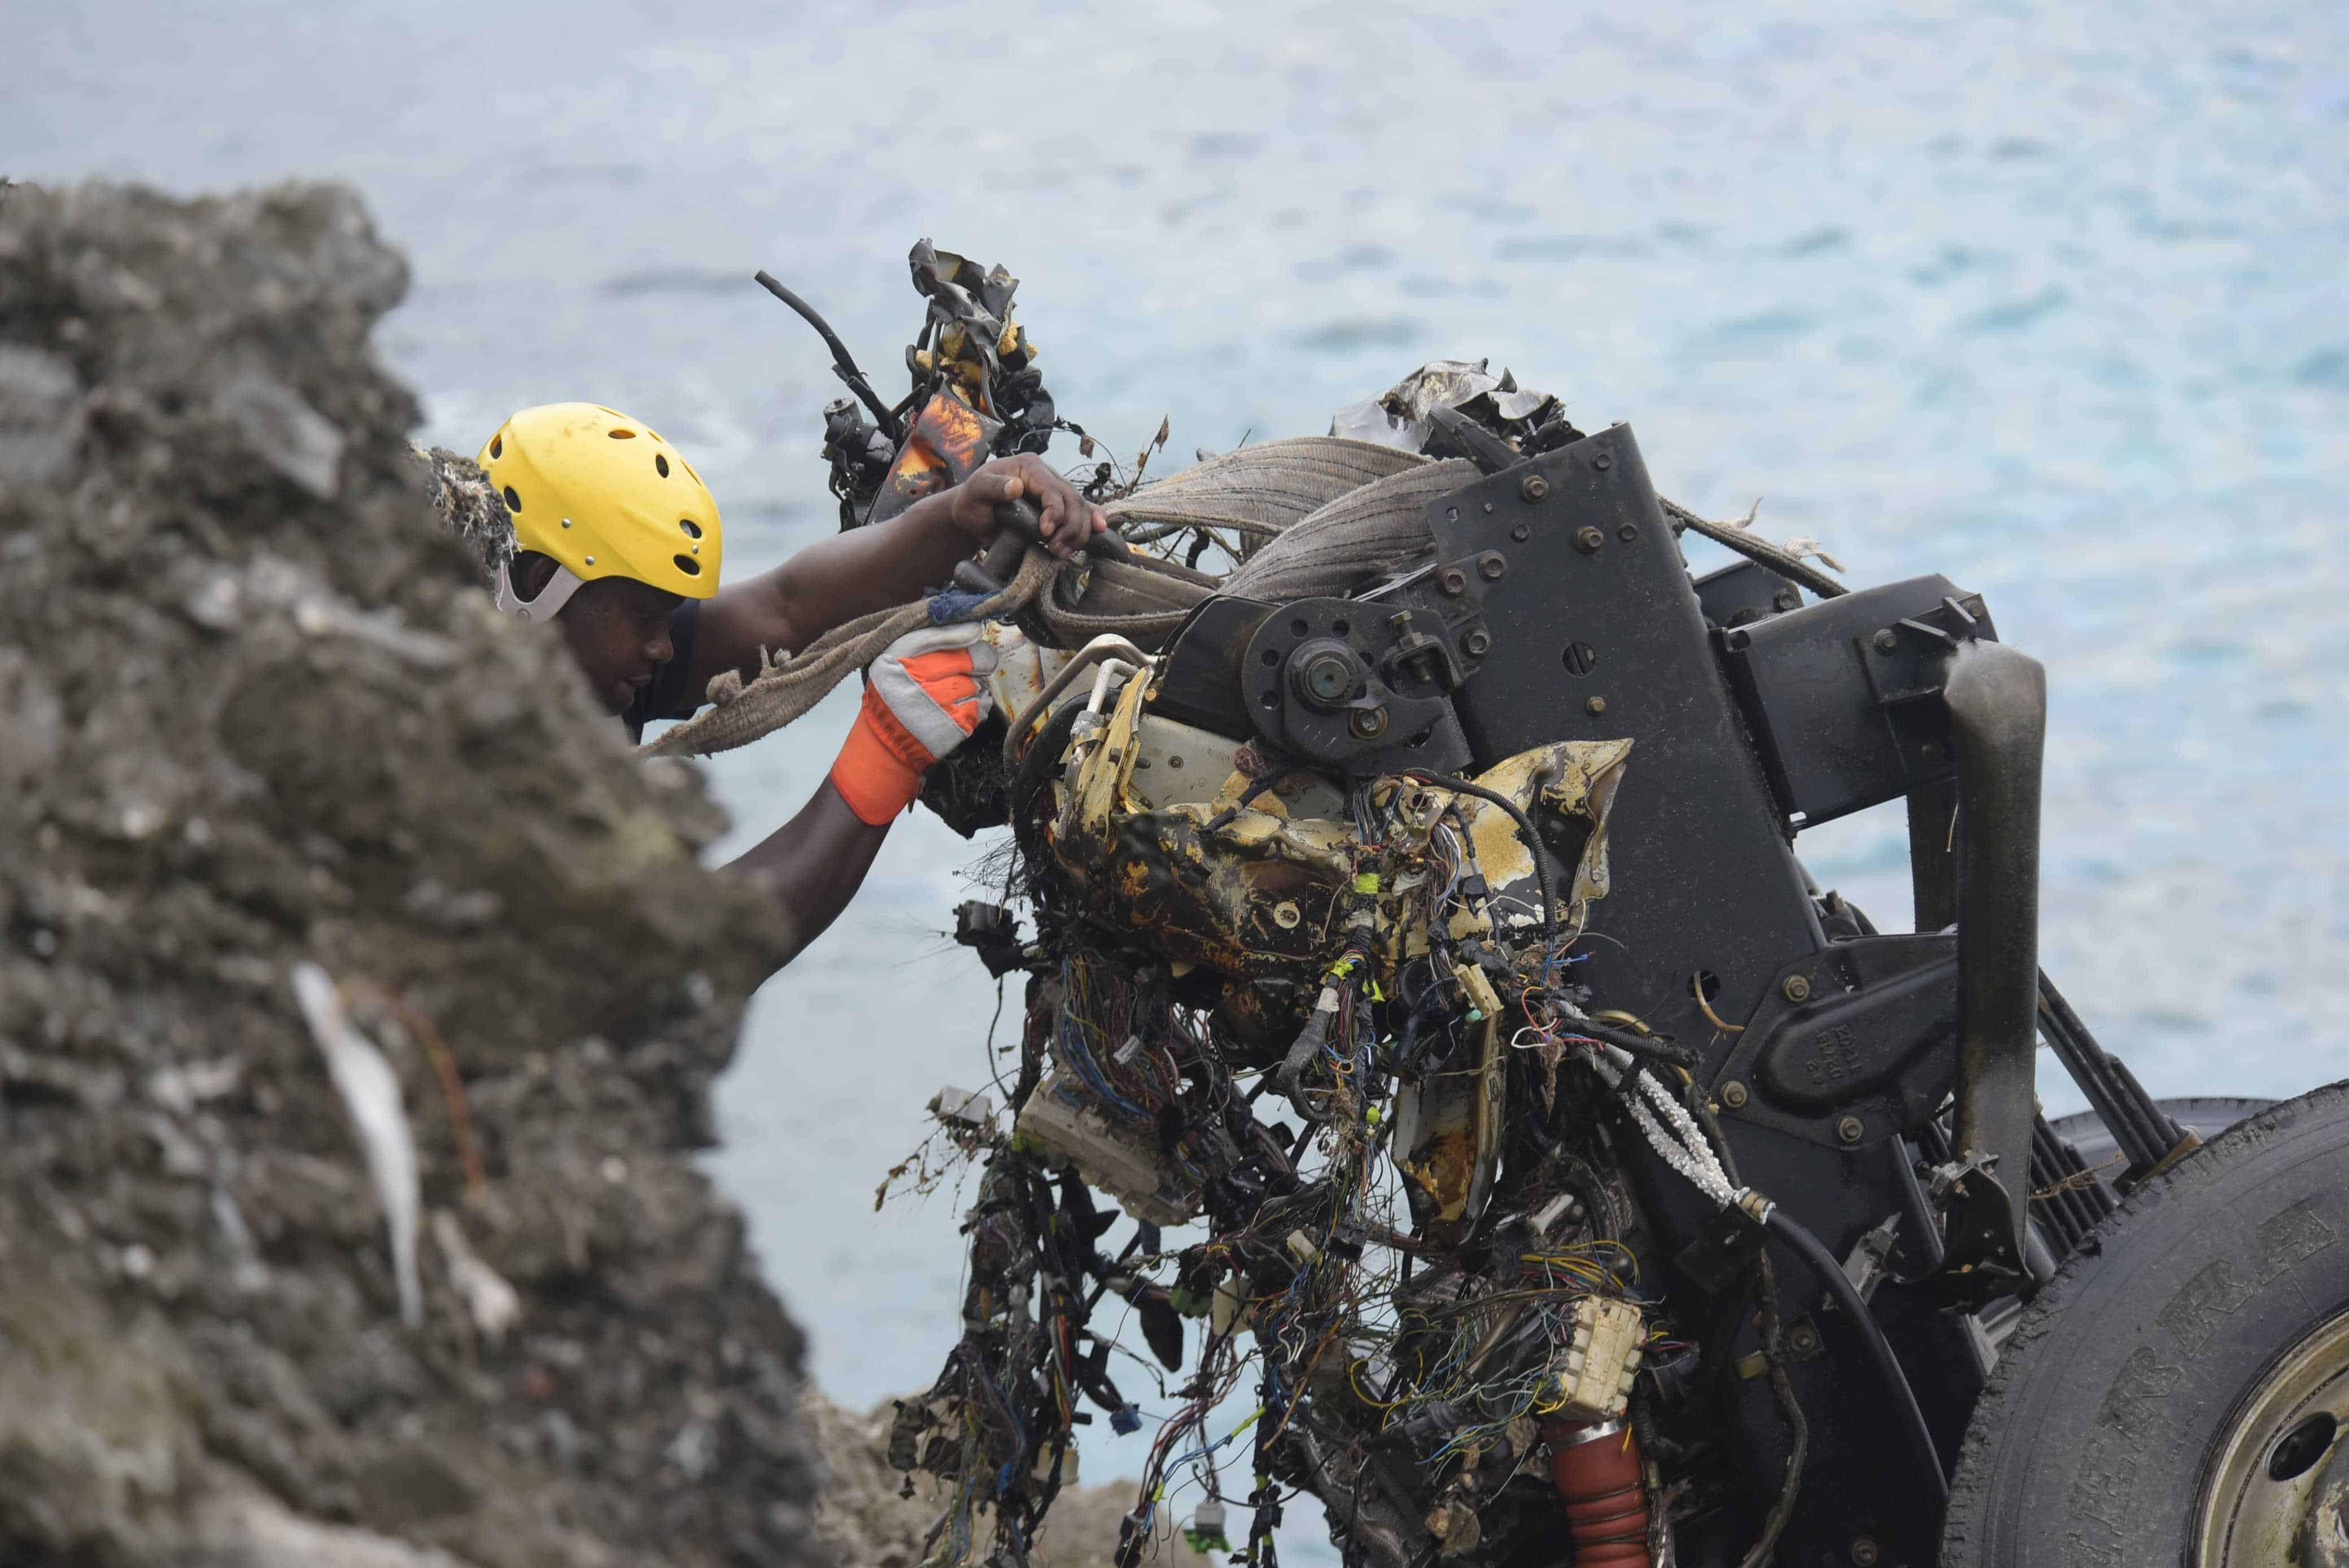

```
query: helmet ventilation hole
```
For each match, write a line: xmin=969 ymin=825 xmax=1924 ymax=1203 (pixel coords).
xmin=656 ymin=453 xmax=670 ymax=478
xmin=678 ymin=518 xmax=702 ymax=539
xmin=673 ymin=553 xmax=702 ymax=576
xmin=488 ymin=434 xmax=502 ymax=458
xmin=503 ymin=486 xmax=522 ymax=512
xmin=607 ymin=428 xmax=637 ymax=439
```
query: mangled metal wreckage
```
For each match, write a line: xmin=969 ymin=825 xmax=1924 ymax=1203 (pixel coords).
xmin=689 ymin=248 xmax=2349 ymax=1568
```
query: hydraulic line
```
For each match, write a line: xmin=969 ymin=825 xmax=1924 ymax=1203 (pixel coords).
xmin=1760 ymin=1206 xmax=1949 ymax=1511
xmin=752 ymin=270 xmax=901 ymax=440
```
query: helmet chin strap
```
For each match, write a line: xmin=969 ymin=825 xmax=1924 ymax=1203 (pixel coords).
xmin=494 ymin=558 xmax=587 ymax=623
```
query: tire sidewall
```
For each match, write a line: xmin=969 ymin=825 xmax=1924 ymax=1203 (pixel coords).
xmin=1944 ymin=1081 xmax=2349 ymax=1567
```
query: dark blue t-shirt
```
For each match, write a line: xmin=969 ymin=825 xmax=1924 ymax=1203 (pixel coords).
xmin=622 ymin=600 xmax=705 ymax=744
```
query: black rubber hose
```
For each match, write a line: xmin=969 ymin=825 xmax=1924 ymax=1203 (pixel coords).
xmin=1762 ymin=1206 xmax=1949 ymax=1511
xmin=1409 ymin=771 xmax=1559 ymax=953
xmin=752 ymin=269 xmax=902 ymax=440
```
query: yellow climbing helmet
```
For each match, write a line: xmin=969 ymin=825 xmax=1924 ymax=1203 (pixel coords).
xmin=476 ymin=403 xmax=723 ymax=621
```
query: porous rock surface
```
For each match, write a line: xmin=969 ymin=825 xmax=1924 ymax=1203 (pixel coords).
xmin=0 ymin=178 xmax=818 ymax=1566
xmin=804 ymin=1392 xmax=1210 ymax=1568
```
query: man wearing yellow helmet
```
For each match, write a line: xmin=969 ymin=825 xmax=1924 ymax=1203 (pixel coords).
xmin=477 ymin=401 xmax=1103 ymax=964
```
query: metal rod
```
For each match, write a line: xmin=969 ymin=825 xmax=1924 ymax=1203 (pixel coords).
xmin=752 ymin=269 xmax=901 ymax=441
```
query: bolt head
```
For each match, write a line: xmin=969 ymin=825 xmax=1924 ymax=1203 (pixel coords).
xmin=1872 ymin=628 xmax=1900 ymax=653
xmin=1574 ymin=526 xmax=1605 ymax=554
xmin=1788 ymin=1324 xmax=1819 ymax=1353
xmin=1782 ymin=973 xmax=1812 ymax=1003
xmin=1462 ymin=630 xmax=1492 ymax=657
xmin=1593 ymin=452 xmax=1613 ymax=470
xmin=1478 ymin=554 xmax=1506 ymax=580
xmin=1617 ymin=523 xmax=1638 ymax=542
xmin=1837 ymin=1115 xmax=1865 ymax=1144
xmin=1302 ymin=652 xmax=1353 ymax=703
xmin=1850 ymin=1537 xmax=1880 ymax=1567
xmin=1439 ymin=569 xmax=1468 ymax=596
xmin=1585 ymin=696 xmax=1607 ymax=716
xmin=1518 ymin=473 xmax=1550 ymax=503
xmin=1348 ymin=706 xmax=1391 ymax=740
xmin=1721 ymin=1080 xmax=1750 ymax=1110
xmin=1510 ymin=523 xmax=1531 ymax=542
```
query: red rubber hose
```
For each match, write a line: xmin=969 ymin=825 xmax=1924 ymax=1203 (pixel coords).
xmin=1544 ymin=1419 xmax=1652 ymax=1567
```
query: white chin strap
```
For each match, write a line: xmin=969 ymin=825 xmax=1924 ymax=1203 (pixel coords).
xmin=494 ymin=558 xmax=587 ymax=623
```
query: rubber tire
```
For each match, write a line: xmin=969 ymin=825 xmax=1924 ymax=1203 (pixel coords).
xmin=1942 ymin=1080 xmax=2349 ymax=1566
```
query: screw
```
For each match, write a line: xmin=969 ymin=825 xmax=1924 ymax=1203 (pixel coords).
xmin=1594 ymin=453 xmax=1613 ymax=470
xmin=1872 ymin=628 xmax=1900 ymax=653
xmin=1478 ymin=553 xmax=1507 ymax=581
xmin=1773 ymin=588 xmax=1800 ymax=612
xmin=1787 ymin=1323 xmax=1820 ymax=1355
xmin=1782 ymin=974 xmax=1812 ymax=1003
xmin=1510 ymin=523 xmax=1530 ymax=542
xmin=1519 ymin=474 xmax=1550 ymax=503
xmin=1837 ymin=1116 xmax=1865 ymax=1144
xmin=1348 ymin=707 xmax=1390 ymax=740
xmin=1462 ymin=630 xmax=1491 ymax=657
xmin=1586 ymin=696 xmax=1607 ymax=716
xmin=1850 ymin=1537 xmax=1880 ymax=1567
xmin=1574 ymin=526 xmax=1605 ymax=554
xmin=1439 ymin=568 xmax=1468 ymax=596
xmin=1721 ymin=1080 xmax=1749 ymax=1110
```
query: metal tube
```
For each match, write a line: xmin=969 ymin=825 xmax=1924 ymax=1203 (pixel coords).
xmin=1943 ymin=638 xmax=2048 ymax=1278
xmin=1000 ymin=634 xmax=1156 ymax=770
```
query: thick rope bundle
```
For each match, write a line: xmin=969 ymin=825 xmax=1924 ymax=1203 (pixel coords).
xmin=641 ymin=440 xmax=1457 ymax=758
xmin=1222 ymin=457 xmax=1474 ymax=601
xmin=1102 ymin=436 xmax=1430 ymax=546
xmin=623 ymin=435 xmax=1837 ymax=761
xmin=638 ymin=547 xmax=1062 ymax=759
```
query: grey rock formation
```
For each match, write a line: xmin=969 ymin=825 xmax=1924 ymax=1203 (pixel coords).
xmin=0 ymin=179 xmax=815 ymax=1567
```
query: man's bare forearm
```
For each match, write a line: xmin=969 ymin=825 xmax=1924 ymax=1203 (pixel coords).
xmin=723 ymin=780 xmax=892 ymax=973
xmin=762 ymin=493 xmax=973 ymax=650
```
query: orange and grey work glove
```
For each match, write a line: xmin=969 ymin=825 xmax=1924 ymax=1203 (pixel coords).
xmin=829 ymin=622 xmax=1001 ymax=825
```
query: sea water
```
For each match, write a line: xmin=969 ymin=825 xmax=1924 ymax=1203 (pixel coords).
xmin=10 ymin=0 xmax=2347 ymax=1541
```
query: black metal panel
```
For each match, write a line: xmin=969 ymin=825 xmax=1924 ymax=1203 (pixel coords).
xmin=1149 ymin=596 xmax=1277 ymax=737
xmin=1421 ymin=424 xmax=1826 ymax=1047
xmin=1717 ymin=578 xmax=1992 ymax=829
xmin=1692 ymin=557 xmax=1801 ymax=629
xmin=1711 ymin=935 xmax=1961 ymax=1150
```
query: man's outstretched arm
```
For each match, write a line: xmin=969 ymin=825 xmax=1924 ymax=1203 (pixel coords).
xmin=719 ymin=621 xmax=998 ymax=975
xmin=686 ymin=453 xmax=1102 ymax=699
xmin=724 ymin=781 xmax=888 ymax=970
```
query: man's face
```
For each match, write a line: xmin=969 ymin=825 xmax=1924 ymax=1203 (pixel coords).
xmin=558 ymin=575 xmax=683 ymax=714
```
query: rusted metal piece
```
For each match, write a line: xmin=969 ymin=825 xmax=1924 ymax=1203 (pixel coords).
xmin=867 ymin=385 xmax=1001 ymax=523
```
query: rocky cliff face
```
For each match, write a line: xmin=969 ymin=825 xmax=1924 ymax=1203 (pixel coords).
xmin=0 ymin=178 xmax=818 ymax=1567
